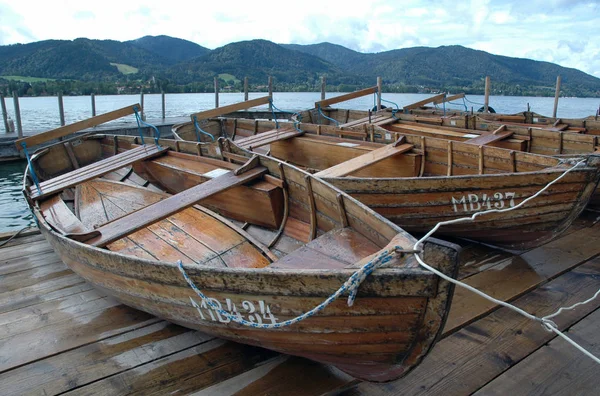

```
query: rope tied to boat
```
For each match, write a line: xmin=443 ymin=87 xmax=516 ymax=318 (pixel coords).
xmin=177 ymin=247 xmax=420 ymax=330
xmin=178 ymin=157 xmax=600 ymax=363
xmin=192 ymin=115 xmax=216 ymax=142
xmin=374 ymin=92 xmax=400 ymax=119
xmin=21 ymin=142 xmax=41 ymax=194
xmin=316 ymin=104 xmax=340 ymax=127
xmin=411 ymin=158 xmax=600 ymax=365
xmin=268 ymin=99 xmax=303 ymax=133
xmin=133 ymin=105 xmax=161 ymax=145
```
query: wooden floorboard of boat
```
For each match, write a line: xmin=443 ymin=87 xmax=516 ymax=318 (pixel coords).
xmin=1 ymin=216 xmax=599 ymax=394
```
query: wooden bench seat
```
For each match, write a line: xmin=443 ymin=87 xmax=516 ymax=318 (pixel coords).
xmin=30 ymin=144 xmax=168 ymax=201
xmin=339 ymin=114 xmax=392 ymax=128
xmin=235 ymin=128 xmax=304 ymax=150
xmin=315 ymin=142 xmax=414 ymax=178
xmin=464 ymin=130 xmax=514 ymax=146
xmin=69 ymin=166 xmax=268 ymax=247
xmin=40 ymin=195 xmax=89 ymax=235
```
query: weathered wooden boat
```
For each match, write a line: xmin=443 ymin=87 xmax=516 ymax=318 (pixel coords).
xmin=17 ymin=105 xmax=461 ymax=383
xmin=173 ymin=113 xmax=600 ymax=249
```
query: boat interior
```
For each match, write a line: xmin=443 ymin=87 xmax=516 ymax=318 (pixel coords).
xmin=177 ymin=117 xmax=565 ymax=178
xmin=28 ymin=133 xmax=415 ymax=272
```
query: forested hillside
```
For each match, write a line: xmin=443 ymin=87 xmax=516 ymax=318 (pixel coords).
xmin=1 ymin=36 xmax=599 ymax=97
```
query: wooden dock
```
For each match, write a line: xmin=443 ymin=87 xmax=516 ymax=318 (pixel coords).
xmin=1 ymin=211 xmax=600 ymax=395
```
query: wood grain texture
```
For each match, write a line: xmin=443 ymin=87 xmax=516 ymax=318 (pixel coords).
xmin=190 ymin=96 xmax=271 ymax=121
xmin=315 ymin=86 xmax=378 ymax=108
xmin=16 ymin=104 xmax=139 ymax=149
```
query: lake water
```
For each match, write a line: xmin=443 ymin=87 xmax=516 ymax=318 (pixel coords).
xmin=1 ymin=92 xmax=599 ymax=233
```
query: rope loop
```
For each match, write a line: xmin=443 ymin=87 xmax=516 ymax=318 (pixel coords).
xmin=177 ymin=157 xmax=600 ymax=364
xmin=316 ymin=104 xmax=340 ymax=127
xmin=269 ymin=99 xmax=301 ymax=130
xmin=133 ymin=105 xmax=161 ymax=145
xmin=192 ymin=116 xmax=216 ymax=142
xmin=21 ymin=142 xmax=41 ymax=193
xmin=178 ymin=245 xmax=413 ymax=329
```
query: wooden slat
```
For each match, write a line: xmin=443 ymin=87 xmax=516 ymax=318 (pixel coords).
xmin=403 ymin=93 xmax=447 ymax=110
xmin=39 ymin=195 xmax=88 ymax=234
xmin=73 ymin=166 xmax=268 ymax=247
xmin=352 ymin=258 xmax=600 ymax=395
xmin=473 ymin=308 xmax=600 ymax=395
xmin=15 ymin=104 xmax=139 ymax=150
xmin=236 ymin=128 xmax=304 ymax=149
xmin=315 ymin=86 xmax=378 ymax=108
xmin=464 ymin=130 xmax=514 ymax=146
xmin=432 ymin=92 xmax=465 ymax=104
xmin=190 ymin=96 xmax=271 ymax=121
xmin=339 ymin=114 xmax=389 ymax=128
xmin=30 ymin=144 xmax=169 ymax=200
xmin=315 ymin=143 xmax=414 ymax=178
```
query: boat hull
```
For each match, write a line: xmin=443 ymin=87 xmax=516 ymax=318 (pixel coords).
xmin=326 ymin=168 xmax=600 ymax=250
xmin=38 ymin=217 xmax=460 ymax=382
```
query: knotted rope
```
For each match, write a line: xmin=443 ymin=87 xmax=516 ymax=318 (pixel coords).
xmin=178 ymin=157 xmax=600 ymax=364
xmin=177 ymin=247 xmax=419 ymax=329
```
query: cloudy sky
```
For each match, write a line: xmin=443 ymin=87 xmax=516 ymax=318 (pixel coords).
xmin=1 ymin=0 xmax=599 ymax=77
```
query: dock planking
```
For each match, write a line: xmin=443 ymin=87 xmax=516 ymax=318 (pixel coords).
xmin=0 ymin=211 xmax=599 ymax=395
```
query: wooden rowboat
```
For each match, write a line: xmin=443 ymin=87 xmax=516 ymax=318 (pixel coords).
xmin=17 ymin=105 xmax=461 ymax=382
xmin=172 ymin=116 xmax=600 ymax=250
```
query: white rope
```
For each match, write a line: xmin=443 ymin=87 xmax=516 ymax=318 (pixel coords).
xmin=178 ymin=156 xmax=600 ymax=363
xmin=413 ymin=158 xmax=600 ymax=365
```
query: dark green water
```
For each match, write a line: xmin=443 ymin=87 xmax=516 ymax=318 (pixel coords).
xmin=0 ymin=161 xmax=35 ymax=233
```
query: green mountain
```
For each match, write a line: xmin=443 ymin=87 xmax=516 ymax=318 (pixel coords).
xmin=281 ymin=43 xmax=368 ymax=72
xmin=285 ymin=44 xmax=600 ymax=96
xmin=164 ymin=39 xmax=352 ymax=86
xmin=128 ymin=35 xmax=210 ymax=63
xmin=1 ymin=36 xmax=599 ymax=97
xmin=0 ymin=38 xmax=170 ymax=80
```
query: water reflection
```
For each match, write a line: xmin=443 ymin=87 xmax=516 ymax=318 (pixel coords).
xmin=0 ymin=161 xmax=35 ymax=233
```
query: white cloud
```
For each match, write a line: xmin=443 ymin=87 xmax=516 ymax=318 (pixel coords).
xmin=0 ymin=0 xmax=599 ymax=77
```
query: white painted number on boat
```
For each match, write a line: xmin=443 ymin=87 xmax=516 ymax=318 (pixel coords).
xmin=451 ymin=192 xmax=516 ymax=212
xmin=385 ymin=133 xmax=392 ymax=140
xmin=189 ymin=297 xmax=279 ymax=324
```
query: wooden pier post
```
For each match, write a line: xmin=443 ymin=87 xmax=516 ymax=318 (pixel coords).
xmin=161 ymin=91 xmax=166 ymax=119
xmin=553 ymin=75 xmax=562 ymax=118
xmin=484 ymin=76 xmax=490 ymax=113
xmin=268 ymin=76 xmax=273 ymax=111
xmin=140 ymin=90 xmax=145 ymax=120
xmin=12 ymin=91 xmax=23 ymax=138
xmin=321 ymin=76 xmax=326 ymax=100
xmin=244 ymin=77 xmax=249 ymax=101
xmin=1 ymin=95 xmax=9 ymax=133
xmin=91 ymin=93 xmax=96 ymax=117
xmin=377 ymin=76 xmax=382 ymax=111
xmin=58 ymin=91 xmax=65 ymax=126
xmin=214 ymin=77 xmax=219 ymax=108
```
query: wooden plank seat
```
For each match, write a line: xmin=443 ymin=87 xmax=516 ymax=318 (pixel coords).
xmin=72 ymin=179 xmax=274 ymax=268
xmin=30 ymin=144 xmax=169 ymax=201
xmin=235 ymin=128 xmax=304 ymax=150
xmin=339 ymin=114 xmax=393 ymax=128
xmin=464 ymin=130 xmax=514 ymax=146
xmin=68 ymin=166 xmax=268 ymax=247
xmin=315 ymin=141 xmax=414 ymax=178
xmin=40 ymin=195 xmax=90 ymax=235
